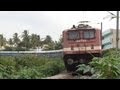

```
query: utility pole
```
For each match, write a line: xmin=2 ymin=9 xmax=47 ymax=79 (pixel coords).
xmin=101 ymin=22 xmax=102 ymax=32
xmin=101 ymin=22 xmax=102 ymax=42
xmin=116 ymin=11 xmax=119 ymax=50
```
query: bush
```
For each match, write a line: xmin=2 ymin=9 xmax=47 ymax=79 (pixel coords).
xmin=77 ymin=48 xmax=120 ymax=79
xmin=4 ymin=46 xmax=27 ymax=51
xmin=0 ymin=55 xmax=65 ymax=79
xmin=38 ymin=60 xmax=65 ymax=77
xmin=0 ymin=56 xmax=16 ymax=67
xmin=90 ymin=56 xmax=120 ymax=79
xmin=0 ymin=64 xmax=16 ymax=79
xmin=76 ymin=64 xmax=94 ymax=75
xmin=16 ymin=67 xmax=44 ymax=79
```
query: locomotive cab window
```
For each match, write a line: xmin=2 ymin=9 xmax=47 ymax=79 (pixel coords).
xmin=83 ymin=30 xmax=95 ymax=39
xmin=68 ymin=31 xmax=80 ymax=40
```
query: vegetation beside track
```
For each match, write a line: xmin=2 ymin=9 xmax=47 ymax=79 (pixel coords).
xmin=0 ymin=55 xmax=65 ymax=79
xmin=77 ymin=48 xmax=120 ymax=79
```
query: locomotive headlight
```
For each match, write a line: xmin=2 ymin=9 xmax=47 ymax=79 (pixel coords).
xmin=67 ymin=58 xmax=74 ymax=65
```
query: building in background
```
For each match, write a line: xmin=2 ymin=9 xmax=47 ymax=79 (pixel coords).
xmin=102 ymin=29 xmax=120 ymax=50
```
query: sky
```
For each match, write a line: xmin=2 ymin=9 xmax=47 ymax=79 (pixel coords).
xmin=0 ymin=11 xmax=117 ymax=41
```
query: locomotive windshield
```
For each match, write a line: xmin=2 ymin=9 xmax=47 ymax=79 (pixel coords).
xmin=67 ymin=29 xmax=95 ymax=40
xmin=83 ymin=30 xmax=95 ymax=39
xmin=68 ymin=31 xmax=80 ymax=40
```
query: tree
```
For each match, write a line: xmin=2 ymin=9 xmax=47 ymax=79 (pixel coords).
xmin=8 ymin=38 xmax=14 ymax=46
xmin=13 ymin=33 xmax=20 ymax=47
xmin=42 ymin=42 xmax=55 ymax=50
xmin=43 ymin=35 xmax=52 ymax=44
xmin=42 ymin=35 xmax=55 ymax=50
xmin=37 ymin=35 xmax=41 ymax=48
xmin=54 ymin=36 xmax=63 ymax=50
xmin=30 ymin=34 xmax=41 ymax=49
xmin=39 ymin=38 xmax=44 ymax=49
xmin=0 ymin=34 xmax=6 ymax=48
xmin=21 ymin=30 xmax=31 ymax=50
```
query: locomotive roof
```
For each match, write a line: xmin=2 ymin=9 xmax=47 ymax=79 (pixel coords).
xmin=64 ymin=24 xmax=96 ymax=31
xmin=64 ymin=27 xmax=97 ymax=32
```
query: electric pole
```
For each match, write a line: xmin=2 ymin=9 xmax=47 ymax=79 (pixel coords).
xmin=101 ymin=22 xmax=102 ymax=32
xmin=101 ymin=22 xmax=102 ymax=39
xmin=116 ymin=11 xmax=119 ymax=50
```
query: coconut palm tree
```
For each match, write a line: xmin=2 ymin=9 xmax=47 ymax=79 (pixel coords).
xmin=13 ymin=33 xmax=20 ymax=47
xmin=22 ymin=30 xmax=31 ymax=50
xmin=0 ymin=34 xmax=6 ymax=48
xmin=8 ymin=38 xmax=14 ymax=46
xmin=30 ymin=34 xmax=41 ymax=49
xmin=54 ymin=36 xmax=63 ymax=50
xmin=44 ymin=35 xmax=52 ymax=44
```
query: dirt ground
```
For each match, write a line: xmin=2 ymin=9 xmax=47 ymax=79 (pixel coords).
xmin=43 ymin=71 xmax=87 ymax=79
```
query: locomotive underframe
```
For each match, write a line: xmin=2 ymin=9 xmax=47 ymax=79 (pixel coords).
xmin=63 ymin=53 xmax=101 ymax=72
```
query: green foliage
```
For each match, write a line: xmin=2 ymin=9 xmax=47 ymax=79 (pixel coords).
xmin=1 ymin=30 xmax=62 ymax=51
xmin=43 ymin=42 xmax=55 ymax=50
xmin=77 ymin=48 xmax=120 ymax=79
xmin=76 ymin=64 xmax=94 ymax=75
xmin=44 ymin=35 xmax=52 ymax=44
xmin=13 ymin=33 xmax=20 ymax=46
xmin=0 ymin=56 xmax=16 ymax=67
xmin=30 ymin=34 xmax=40 ymax=49
xmin=16 ymin=67 xmax=44 ymax=79
xmin=0 ymin=55 xmax=65 ymax=79
xmin=8 ymin=38 xmax=14 ymax=45
xmin=43 ymin=35 xmax=63 ymax=50
xmin=54 ymin=36 xmax=63 ymax=50
xmin=90 ymin=49 xmax=120 ymax=79
xmin=21 ymin=30 xmax=31 ymax=49
xmin=38 ymin=60 xmax=65 ymax=77
xmin=0 ymin=34 xmax=6 ymax=47
xmin=4 ymin=46 xmax=26 ymax=51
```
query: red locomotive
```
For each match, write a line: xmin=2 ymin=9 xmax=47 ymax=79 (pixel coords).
xmin=62 ymin=21 xmax=102 ymax=71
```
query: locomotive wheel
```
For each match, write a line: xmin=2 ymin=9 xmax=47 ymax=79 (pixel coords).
xmin=64 ymin=57 xmax=77 ymax=72
xmin=67 ymin=58 xmax=74 ymax=65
